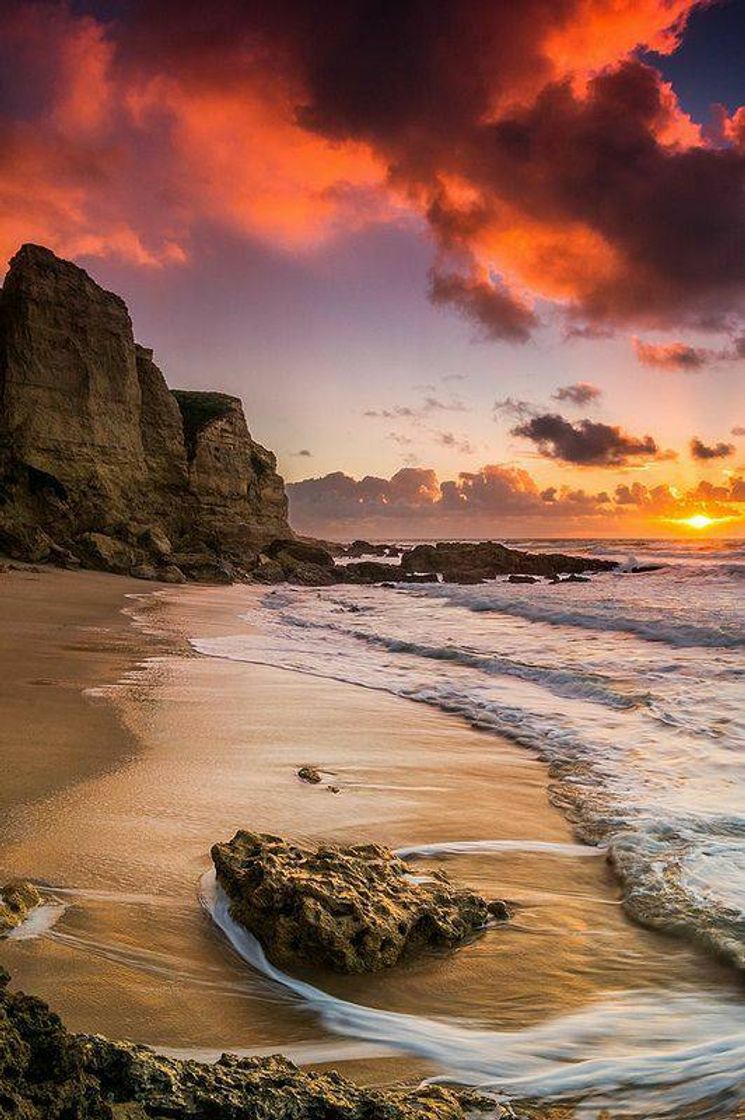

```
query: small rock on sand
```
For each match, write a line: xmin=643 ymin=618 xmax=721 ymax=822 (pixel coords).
xmin=297 ymin=766 xmax=322 ymax=784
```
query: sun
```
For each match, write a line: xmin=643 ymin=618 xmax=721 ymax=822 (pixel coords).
xmin=684 ymin=514 xmax=715 ymax=530
xmin=666 ymin=512 xmax=740 ymax=532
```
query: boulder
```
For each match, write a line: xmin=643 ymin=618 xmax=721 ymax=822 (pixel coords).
xmin=346 ymin=539 xmax=389 ymax=557
xmin=265 ymin=537 xmax=335 ymax=568
xmin=160 ymin=564 xmax=187 ymax=584
xmin=0 ymin=519 xmax=53 ymax=563
xmin=168 ymin=551 xmax=234 ymax=584
xmin=137 ymin=525 xmax=172 ymax=558
xmin=130 ymin=563 xmax=159 ymax=581
xmin=279 ymin=559 xmax=338 ymax=586
xmin=0 ymin=879 xmax=41 ymax=934
xmin=252 ymin=557 xmax=286 ymax=583
xmin=211 ymin=831 xmax=507 ymax=974
xmin=0 ymin=967 xmax=495 ymax=1120
xmin=77 ymin=533 xmax=137 ymax=574
xmin=507 ymin=574 xmax=538 ymax=584
xmin=343 ymin=560 xmax=397 ymax=583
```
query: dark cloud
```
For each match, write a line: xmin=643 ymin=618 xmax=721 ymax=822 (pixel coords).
xmin=732 ymin=425 xmax=745 ymax=437
xmin=363 ymin=406 xmax=416 ymax=419
xmin=364 ymin=395 xmax=467 ymax=421
xmin=422 ymin=396 xmax=468 ymax=412
xmin=690 ymin=436 xmax=735 ymax=460
xmin=552 ymin=382 xmax=602 ymax=405
xmin=493 ymin=396 xmax=535 ymax=421
xmin=4 ymin=1 xmax=743 ymax=341
xmin=435 ymin=430 xmax=474 ymax=454
xmin=429 ymin=269 xmax=538 ymax=343
xmin=563 ymin=324 xmax=615 ymax=341
xmin=634 ymin=338 xmax=714 ymax=370
xmin=293 ymin=448 xmax=312 ymax=456
xmin=388 ymin=431 xmax=414 ymax=446
xmin=512 ymin=413 xmax=663 ymax=466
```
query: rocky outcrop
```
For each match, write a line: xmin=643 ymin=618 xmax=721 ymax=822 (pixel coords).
xmin=172 ymin=390 xmax=289 ymax=557
xmin=0 ymin=879 xmax=40 ymax=934
xmin=0 ymin=967 xmax=496 ymax=1119
xmin=399 ymin=542 xmax=617 ymax=583
xmin=0 ymin=244 xmax=291 ymax=580
xmin=211 ymin=831 xmax=507 ymax=974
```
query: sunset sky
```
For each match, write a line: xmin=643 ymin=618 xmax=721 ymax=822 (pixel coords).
xmin=2 ymin=0 xmax=745 ymax=538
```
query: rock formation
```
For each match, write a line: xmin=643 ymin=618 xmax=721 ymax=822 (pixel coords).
xmin=0 ymin=967 xmax=497 ymax=1119
xmin=0 ymin=244 xmax=291 ymax=580
xmin=399 ymin=542 xmax=617 ymax=583
xmin=0 ymin=879 xmax=40 ymax=934
xmin=211 ymin=830 xmax=508 ymax=974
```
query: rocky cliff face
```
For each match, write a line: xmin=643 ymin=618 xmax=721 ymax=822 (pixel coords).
xmin=0 ymin=244 xmax=291 ymax=580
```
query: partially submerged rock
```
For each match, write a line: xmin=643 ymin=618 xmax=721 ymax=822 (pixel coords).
xmin=0 ymin=879 xmax=41 ymax=934
xmin=399 ymin=541 xmax=616 ymax=584
xmin=211 ymin=831 xmax=506 ymax=974
xmin=0 ymin=967 xmax=496 ymax=1119
xmin=86 ymin=1039 xmax=498 ymax=1120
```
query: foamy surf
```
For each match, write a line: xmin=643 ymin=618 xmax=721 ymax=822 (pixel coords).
xmin=6 ymin=900 xmax=66 ymax=940
xmin=396 ymin=839 xmax=604 ymax=859
xmin=199 ymin=869 xmax=745 ymax=1118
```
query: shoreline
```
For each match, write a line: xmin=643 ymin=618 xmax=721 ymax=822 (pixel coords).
xmin=0 ymin=568 xmax=741 ymax=1109
xmin=0 ymin=566 xmax=172 ymax=834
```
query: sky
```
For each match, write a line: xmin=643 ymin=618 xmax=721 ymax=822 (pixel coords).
xmin=1 ymin=0 xmax=744 ymax=538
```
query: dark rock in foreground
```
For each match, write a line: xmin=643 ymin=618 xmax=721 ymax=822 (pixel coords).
xmin=399 ymin=541 xmax=617 ymax=584
xmin=0 ymin=967 xmax=497 ymax=1119
xmin=211 ymin=830 xmax=506 ymax=974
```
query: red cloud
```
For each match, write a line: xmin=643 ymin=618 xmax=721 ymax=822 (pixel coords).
xmin=633 ymin=338 xmax=711 ymax=370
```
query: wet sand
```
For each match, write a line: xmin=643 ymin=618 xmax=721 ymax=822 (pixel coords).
xmin=0 ymin=575 xmax=737 ymax=1088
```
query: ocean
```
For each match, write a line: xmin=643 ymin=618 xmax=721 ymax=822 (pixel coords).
xmin=194 ymin=538 xmax=745 ymax=966
xmin=187 ymin=538 xmax=745 ymax=1114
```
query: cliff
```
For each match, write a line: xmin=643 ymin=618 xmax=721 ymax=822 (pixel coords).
xmin=0 ymin=244 xmax=291 ymax=580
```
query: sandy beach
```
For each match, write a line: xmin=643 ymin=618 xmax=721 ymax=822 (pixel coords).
xmin=0 ymin=566 xmax=738 ymax=1096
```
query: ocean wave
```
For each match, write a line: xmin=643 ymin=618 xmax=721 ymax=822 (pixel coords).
xmin=421 ymin=587 xmax=745 ymax=649
xmin=6 ymin=900 xmax=66 ymax=940
xmin=201 ymin=869 xmax=745 ymax=1118
xmin=395 ymin=839 xmax=604 ymax=859
xmin=272 ymin=611 xmax=647 ymax=710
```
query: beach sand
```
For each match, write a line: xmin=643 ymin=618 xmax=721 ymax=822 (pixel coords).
xmin=0 ymin=572 xmax=735 ymax=1087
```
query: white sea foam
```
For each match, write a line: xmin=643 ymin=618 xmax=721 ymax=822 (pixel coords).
xmin=200 ymin=870 xmax=745 ymax=1117
xmin=396 ymin=839 xmax=603 ymax=859
xmin=6 ymin=901 xmax=66 ymax=940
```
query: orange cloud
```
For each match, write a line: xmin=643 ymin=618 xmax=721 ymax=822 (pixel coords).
xmin=1 ymin=0 xmax=740 ymax=344
xmin=288 ymin=460 xmax=745 ymax=538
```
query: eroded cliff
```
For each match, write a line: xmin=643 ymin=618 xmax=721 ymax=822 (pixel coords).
xmin=0 ymin=244 xmax=291 ymax=580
